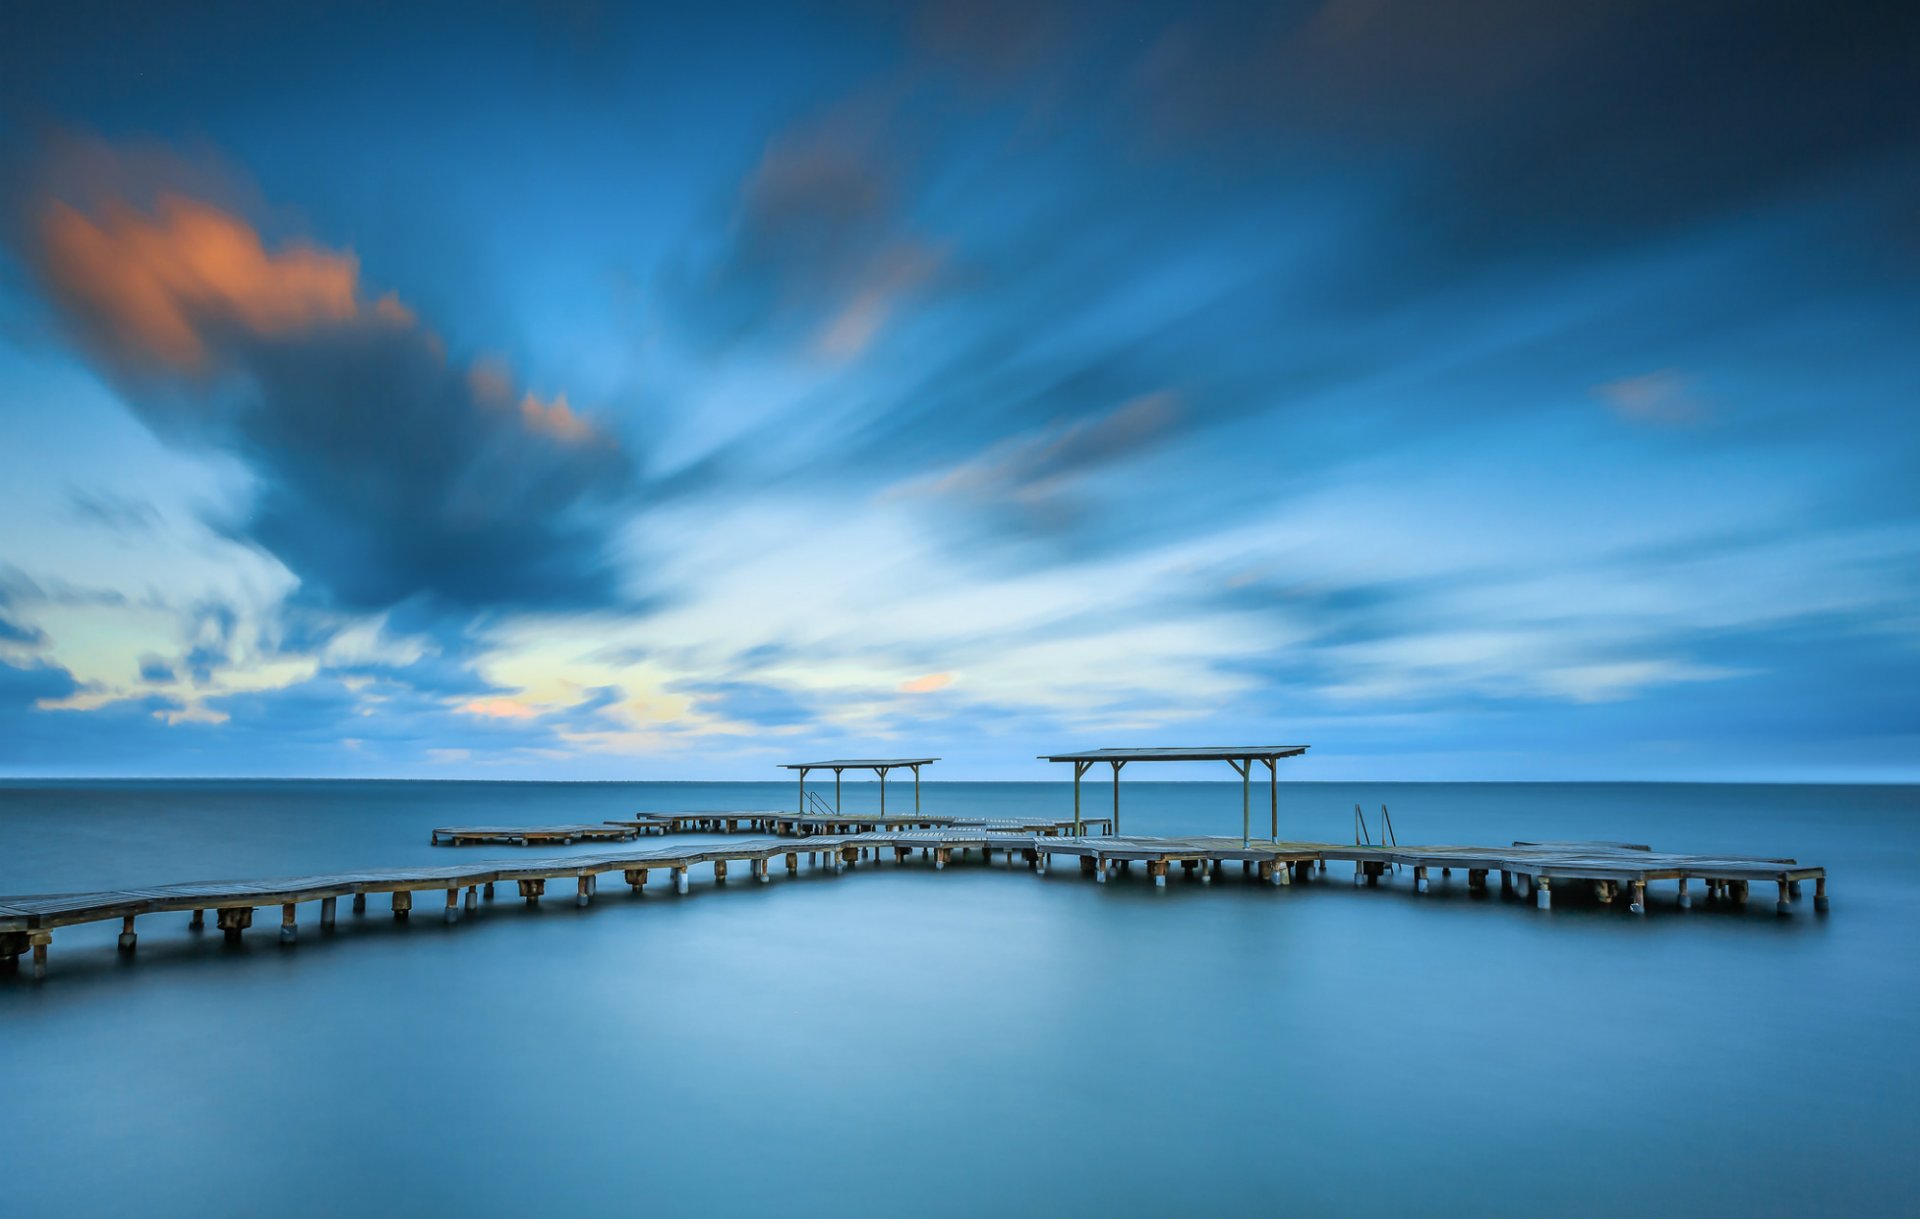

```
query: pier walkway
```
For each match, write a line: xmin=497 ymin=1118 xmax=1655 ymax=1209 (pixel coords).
xmin=430 ymin=824 xmax=638 ymax=847
xmin=602 ymin=811 xmax=1112 ymax=838
xmin=1 ymin=833 xmax=1827 ymax=980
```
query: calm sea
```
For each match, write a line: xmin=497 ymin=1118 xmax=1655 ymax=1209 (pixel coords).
xmin=2 ymin=780 xmax=1916 ymax=1217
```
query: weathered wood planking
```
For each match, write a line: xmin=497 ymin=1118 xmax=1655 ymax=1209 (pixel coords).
xmin=430 ymin=824 xmax=639 ymax=847
xmin=606 ymin=812 xmax=1113 ymax=838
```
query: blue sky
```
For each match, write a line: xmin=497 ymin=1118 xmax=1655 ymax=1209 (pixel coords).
xmin=1 ymin=1 xmax=1916 ymax=780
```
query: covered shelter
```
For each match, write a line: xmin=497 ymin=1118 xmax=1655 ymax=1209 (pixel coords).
xmin=780 ymin=757 xmax=940 ymax=818
xmin=1038 ymin=746 xmax=1310 ymax=844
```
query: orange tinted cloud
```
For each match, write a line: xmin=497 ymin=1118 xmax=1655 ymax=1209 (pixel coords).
xmin=459 ymin=697 xmax=540 ymax=720
xmin=38 ymin=193 xmax=370 ymax=369
xmin=900 ymin=672 xmax=953 ymax=693
xmin=519 ymin=392 xmax=596 ymax=444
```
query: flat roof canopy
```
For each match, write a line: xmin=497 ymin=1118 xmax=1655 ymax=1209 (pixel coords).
xmin=780 ymin=758 xmax=939 ymax=769
xmin=1039 ymin=746 xmax=1308 ymax=763
xmin=781 ymin=757 xmax=939 ymax=817
xmin=1039 ymin=745 xmax=1310 ymax=843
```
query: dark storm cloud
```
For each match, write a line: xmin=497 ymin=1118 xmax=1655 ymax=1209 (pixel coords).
xmin=11 ymin=139 xmax=644 ymax=618
xmin=1134 ymin=1 xmax=1920 ymax=271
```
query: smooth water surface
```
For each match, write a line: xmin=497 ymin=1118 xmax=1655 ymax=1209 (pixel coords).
xmin=3 ymin=781 xmax=1916 ymax=1217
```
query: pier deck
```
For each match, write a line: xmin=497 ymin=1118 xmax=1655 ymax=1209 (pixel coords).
xmin=430 ymin=824 xmax=638 ymax=847
xmin=607 ymin=812 xmax=1114 ymax=837
xmin=0 ymin=832 xmax=1828 ymax=980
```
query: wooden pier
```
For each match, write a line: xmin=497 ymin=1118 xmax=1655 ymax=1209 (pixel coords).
xmin=430 ymin=824 xmax=639 ymax=847
xmin=0 ymin=831 xmax=1827 ymax=981
xmin=604 ymin=812 xmax=1114 ymax=838
xmin=607 ymin=810 xmax=858 ymax=835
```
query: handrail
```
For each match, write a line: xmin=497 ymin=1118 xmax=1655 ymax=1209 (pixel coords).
xmin=805 ymin=790 xmax=836 ymax=817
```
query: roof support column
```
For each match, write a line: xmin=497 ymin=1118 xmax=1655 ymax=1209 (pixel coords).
xmin=878 ymin=767 xmax=889 ymax=818
xmin=1266 ymin=758 xmax=1277 ymax=842
xmin=1073 ymin=761 xmax=1089 ymax=834
xmin=834 ymin=768 xmax=842 ymax=814
xmin=1110 ymin=759 xmax=1125 ymax=835
xmin=1228 ymin=758 xmax=1250 ymax=847
xmin=913 ymin=764 xmax=921 ymax=815
xmin=797 ymin=766 xmax=809 ymax=814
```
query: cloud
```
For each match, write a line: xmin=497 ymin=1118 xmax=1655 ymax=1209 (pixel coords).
xmin=459 ymin=696 xmax=539 ymax=720
xmin=667 ymin=677 xmax=817 ymax=729
xmin=137 ymin=654 xmax=175 ymax=683
xmin=892 ymin=390 xmax=1180 ymax=530
xmin=36 ymin=193 xmax=367 ymax=371
xmin=1131 ymin=0 xmax=1920 ymax=279
xmin=669 ymin=99 xmax=946 ymax=360
xmin=900 ymin=672 xmax=952 ymax=693
xmin=16 ymin=139 xmax=644 ymax=617
xmin=66 ymin=488 xmax=163 ymax=534
xmin=1594 ymin=370 xmax=1707 ymax=426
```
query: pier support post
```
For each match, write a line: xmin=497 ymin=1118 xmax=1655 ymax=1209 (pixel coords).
xmin=786 ymin=853 xmax=798 ymax=875
xmin=935 ymin=849 xmax=949 ymax=871
xmin=1815 ymin=877 xmax=1829 ymax=912
xmin=1776 ymin=879 xmax=1791 ymax=916
xmin=484 ymin=882 xmax=495 ymax=902
xmin=280 ymin=903 xmax=298 ymax=942
xmin=465 ymin=886 xmax=478 ymax=913
xmin=352 ymin=893 xmax=367 ymax=914
xmin=0 ymin=932 xmax=21 ymax=974
xmin=190 ymin=908 xmax=205 ymax=930
xmin=445 ymin=888 xmax=461 ymax=922
xmin=1630 ymin=880 xmax=1646 ymax=915
xmin=1276 ymin=860 xmax=1291 ymax=886
xmin=1468 ymin=869 xmax=1487 ymax=892
xmin=1150 ymin=860 xmax=1167 ymax=888
xmin=119 ymin=915 xmax=138 ymax=952
xmin=1415 ymin=866 xmax=1428 ymax=894
xmin=1037 ymin=852 xmax=1049 ymax=876
xmin=1500 ymin=871 xmax=1512 ymax=895
xmin=714 ymin=860 xmax=729 ymax=884
xmin=1733 ymin=880 xmax=1749 ymax=905
xmin=1079 ymin=856 xmax=1096 ymax=877
xmin=1095 ymin=859 xmax=1108 ymax=883
xmin=1535 ymin=879 xmax=1551 ymax=910
xmin=1788 ymin=880 xmax=1803 ymax=899
xmin=320 ymin=897 xmax=337 ymax=928
xmin=217 ymin=906 xmax=253 ymax=943
xmin=30 ymin=931 xmax=51 ymax=980
xmin=1258 ymin=860 xmax=1274 ymax=884
xmin=518 ymin=879 xmax=544 ymax=905
xmin=674 ymin=867 xmax=689 ymax=894
xmin=624 ymin=868 xmax=649 ymax=891
xmin=1677 ymin=878 xmax=1691 ymax=910
xmin=392 ymin=891 xmax=412 ymax=920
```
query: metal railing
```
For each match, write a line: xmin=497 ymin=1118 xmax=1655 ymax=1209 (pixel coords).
xmin=1355 ymin=803 xmax=1401 ymax=873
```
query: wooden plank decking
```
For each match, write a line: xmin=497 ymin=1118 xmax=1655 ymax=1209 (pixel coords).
xmin=605 ymin=811 xmax=1115 ymax=837
xmin=430 ymin=824 xmax=638 ymax=847
xmin=0 ymin=832 xmax=1829 ymax=980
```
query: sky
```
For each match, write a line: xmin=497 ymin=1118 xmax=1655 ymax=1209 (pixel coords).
xmin=0 ymin=1 xmax=1915 ymax=782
